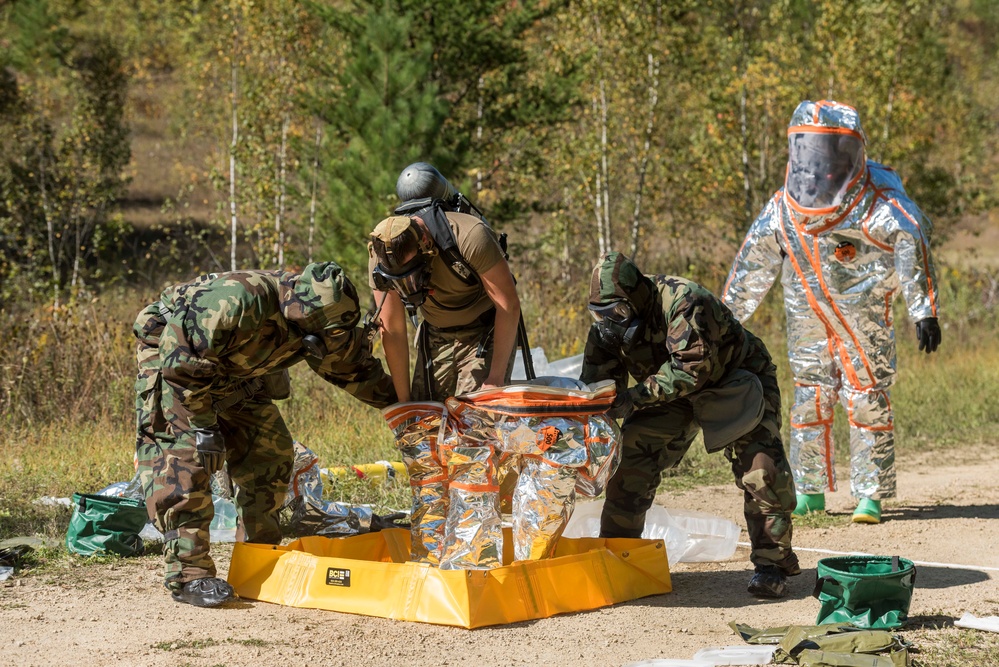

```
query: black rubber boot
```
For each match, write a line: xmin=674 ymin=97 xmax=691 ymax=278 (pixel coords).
xmin=171 ymin=577 xmax=235 ymax=607
xmin=747 ymin=565 xmax=787 ymax=599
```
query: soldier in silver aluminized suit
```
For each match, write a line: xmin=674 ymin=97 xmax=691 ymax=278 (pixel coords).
xmin=722 ymin=100 xmax=941 ymax=524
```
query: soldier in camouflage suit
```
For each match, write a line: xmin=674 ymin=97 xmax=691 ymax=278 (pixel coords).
xmin=133 ymin=262 xmax=396 ymax=607
xmin=580 ymin=253 xmax=799 ymax=598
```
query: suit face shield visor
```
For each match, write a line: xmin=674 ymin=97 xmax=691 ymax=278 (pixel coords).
xmin=786 ymin=132 xmax=864 ymax=210
xmin=372 ymin=253 xmax=432 ymax=310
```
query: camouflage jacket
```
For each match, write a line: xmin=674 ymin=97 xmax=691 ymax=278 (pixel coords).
xmin=155 ymin=263 xmax=396 ymax=430
xmin=580 ymin=275 xmax=750 ymax=409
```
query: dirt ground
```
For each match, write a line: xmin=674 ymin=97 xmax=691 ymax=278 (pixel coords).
xmin=2 ymin=447 xmax=997 ymax=667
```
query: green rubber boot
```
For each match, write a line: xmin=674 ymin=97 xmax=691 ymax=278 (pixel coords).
xmin=793 ymin=493 xmax=825 ymax=516
xmin=852 ymin=498 xmax=882 ymax=524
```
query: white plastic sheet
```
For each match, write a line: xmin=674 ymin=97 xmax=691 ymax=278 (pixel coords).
xmin=955 ymin=612 xmax=999 ymax=633
xmin=510 ymin=349 xmax=584 ymax=381
xmin=136 ymin=496 xmax=238 ymax=544
xmin=692 ymin=646 xmax=776 ymax=665
xmin=624 ymin=660 xmax=710 ymax=667
xmin=562 ymin=499 xmax=740 ymax=567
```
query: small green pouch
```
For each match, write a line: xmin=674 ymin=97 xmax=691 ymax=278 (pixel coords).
xmin=65 ymin=492 xmax=148 ymax=557
xmin=813 ymin=556 xmax=916 ymax=629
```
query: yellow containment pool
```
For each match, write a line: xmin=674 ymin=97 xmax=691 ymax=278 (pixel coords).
xmin=227 ymin=528 xmax=671 ymax=628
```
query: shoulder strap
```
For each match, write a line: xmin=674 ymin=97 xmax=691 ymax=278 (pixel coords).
xmin=394 ymin=198 xmax=479 ymax=286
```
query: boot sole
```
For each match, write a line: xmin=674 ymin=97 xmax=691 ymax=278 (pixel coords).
xmin=171 ymin=591 xmax=234 ymax=607
xmin=747 ymin=584 xmax=787 ymax=599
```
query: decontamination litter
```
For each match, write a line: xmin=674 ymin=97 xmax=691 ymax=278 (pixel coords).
xmin=230 ymin=377 xmax=672 ymax=627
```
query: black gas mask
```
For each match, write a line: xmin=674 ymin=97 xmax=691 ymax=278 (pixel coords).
xmin=371 ymin=253 xmax=433 ymax=312
xmin=588 ymin=299 xmax=645 ymax=352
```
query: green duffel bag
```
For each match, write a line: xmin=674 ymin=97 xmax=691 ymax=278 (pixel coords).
xmin=65 ymin=493 xmax=148 ymax=557
xmin=813 ymin=556 xmax=916 ymax=629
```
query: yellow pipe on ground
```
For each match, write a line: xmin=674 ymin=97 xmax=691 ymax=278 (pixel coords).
xmin=323 ymin=461 xmax=409 ymax=484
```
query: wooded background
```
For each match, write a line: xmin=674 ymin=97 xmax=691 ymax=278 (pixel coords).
xmin=3 ymin=1 xmax=999 ymax=552
xmin=2 ymin=0 xmax=996 ymax=311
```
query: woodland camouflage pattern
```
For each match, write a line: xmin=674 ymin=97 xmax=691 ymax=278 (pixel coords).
xmin=133 ymin=262 xmax=395 ymax=589
xmin=581 ymin=252 xmax=798 ymax=574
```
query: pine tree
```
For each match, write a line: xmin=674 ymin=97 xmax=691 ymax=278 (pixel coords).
xmin=310 ymin=0 xmax=452 ymax=278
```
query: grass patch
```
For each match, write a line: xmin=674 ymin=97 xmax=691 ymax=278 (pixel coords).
xmin=0 ymin=601 xmax=29 ymax=610
xmin=658 ymin=439 xmax=733 ymax=493
xmin=232 ymin=638 xmax=272 ymax=647
xmin=905 ymin=626 xmax=999 ymax=666
xmin=152 ymin=638 xmax=219 ymax=651
xmin=791 ymin=509 xmax=849 ymax=530
xmin=4 ymin=544 xmax=161 ymax=585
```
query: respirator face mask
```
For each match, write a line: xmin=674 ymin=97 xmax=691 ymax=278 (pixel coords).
xmin=372 ymin=253 xmax=433 ymax=311
xmin=589 ymin=299 xmax=645 ymax=352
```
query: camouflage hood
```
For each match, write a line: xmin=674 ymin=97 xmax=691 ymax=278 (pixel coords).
xmin=589 ymin=252 xmax=660 ymax=319
xmin=280 ymin=262 xmax=361 ymax=334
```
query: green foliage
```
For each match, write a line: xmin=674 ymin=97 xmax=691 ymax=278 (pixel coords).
xmin=1 ymin=3 xmax=131 ymax=306
xmin=7 ymin=0 xmax=996 ymax=294
xmin=305 ymin=0 xmax=561 ymax=279
xmin=309 ymin=0 xmax=452 ymax=276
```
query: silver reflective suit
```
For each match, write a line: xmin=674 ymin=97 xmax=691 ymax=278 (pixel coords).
xmin=722 ymin=100 xmax=939 ymax=500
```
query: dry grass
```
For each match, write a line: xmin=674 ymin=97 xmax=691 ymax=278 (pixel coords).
xmin=1 ymin=267 xmax=998 ymax=541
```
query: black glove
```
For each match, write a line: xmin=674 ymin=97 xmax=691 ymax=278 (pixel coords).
xmin=607 ymin=390 xmax=635 ymax=421
xmin=369 ymin=512 xmax=410 ymax=532
xmin=916 ymin=317 xmax=941 ymax=354
xmin=193 ymin=428 xmax=226 ymax=475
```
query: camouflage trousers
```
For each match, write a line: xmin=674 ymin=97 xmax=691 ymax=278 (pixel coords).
xmin=410 ymin=313 xmax=513 ymax=402
xmin=134 ymin=305 xmax=294 ymax=590
xmin=600 ymin=343 xmax=799 ymax=574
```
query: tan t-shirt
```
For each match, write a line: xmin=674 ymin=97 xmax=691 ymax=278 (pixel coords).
xmin=369 ymin=211 xmax=505 ymax=329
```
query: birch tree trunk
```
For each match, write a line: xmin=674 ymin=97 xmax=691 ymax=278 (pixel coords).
xmin=476 ymin=75 xmax=484 ymax=194
xmin=308 ymin=122 xmax=321 ymax=265
xmin=561 ymin=186 xmax=572 ymax=283
xmin=71 ymin=206 xmax=81 ymax=289
xmin=598 ymin=77 xmax=611 ymax=254
xmin=758 ymin=95 xmax=769 ymax=194
xmin=38 ymin=145 xmax=60 ymax=309
xmin=274 ymin=114 xmax=289 ymax=269
xmin=229 ymin=46 xmax=239 ymax=272
xmin=740 ymin=84 xmax=753 ymax=223
xmin=736 ymin=4 xmax=753 ymax=224
xmin=587 ymin=5 xmax=611 ymax=260
xmin=630 ymin=48 xmax=661 ymax=260
xmin=594 ymin=164 xmax=605 ymax=258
